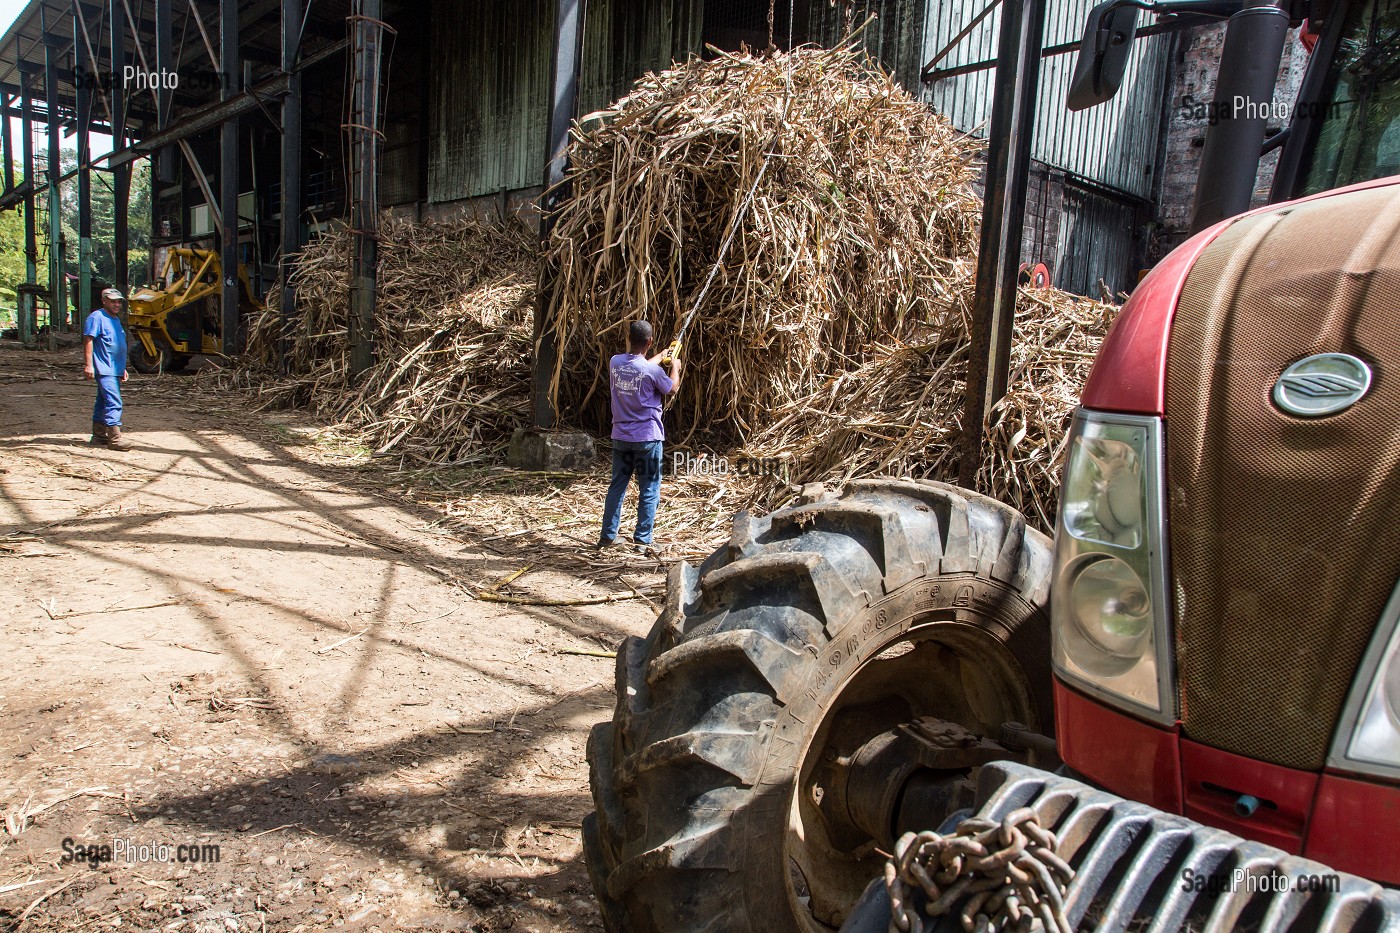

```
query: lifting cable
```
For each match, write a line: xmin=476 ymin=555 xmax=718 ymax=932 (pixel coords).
xmin=669 ymin=0 xmax=796 ymax=353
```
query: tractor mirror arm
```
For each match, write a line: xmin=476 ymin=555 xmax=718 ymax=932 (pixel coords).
xmin=1116 ymin=0 xmax=1248 ymax=19
xmin=1069 ymin=0 xmax=1251 ymax=112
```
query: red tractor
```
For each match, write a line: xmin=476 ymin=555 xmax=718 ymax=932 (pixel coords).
xmin=584 ymin=0 xmax=1400 ymax=929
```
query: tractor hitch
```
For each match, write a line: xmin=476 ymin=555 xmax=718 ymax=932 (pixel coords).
xmin=810 ymin=717 xmax=1057 ymax=853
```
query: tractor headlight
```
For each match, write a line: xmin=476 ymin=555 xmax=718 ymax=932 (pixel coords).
xmin=1330 ymin=589 xmax=1400 ymax=779
xmin=1063 ymin=555 xmax=1153 ymax=674
xmin=1053 ymin=411 xmax=1174 ymax=721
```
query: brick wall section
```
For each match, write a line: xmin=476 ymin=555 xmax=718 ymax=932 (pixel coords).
xmin=1156 ymin=22 xmax=1309 ymax=254
xmin=1022 ymin=165 xmax=1066 ymax=269
xmin=968 ymin=160 xmax=1067 ymax=274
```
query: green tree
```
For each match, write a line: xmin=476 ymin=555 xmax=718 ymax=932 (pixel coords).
xmin=57 ymin=150 xmax=153 ymax=300
xmin=0 ymin=178 xmax=28 ymax=312
xmin=0 ymin=154 xmax=152 ymax=327
xmin=122 ymin=160 xmax=153 ymax=286
xmin=0 ymin=169 xmax=31 ymax=328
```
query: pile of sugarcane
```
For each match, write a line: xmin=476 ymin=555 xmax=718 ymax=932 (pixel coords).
xmin=740 ymin=285 xmax=1118 ymax=531
xmin=242 ymin=215 xmax=537 ymax=463
xmin=541 ymin=44 xmax=982 ymax=443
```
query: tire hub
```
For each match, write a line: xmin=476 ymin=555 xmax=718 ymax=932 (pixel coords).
xmin=811 ymin=716 xmax=1013 ymax=852
xmin=786 ymin=624 xmax=1040 ymax=930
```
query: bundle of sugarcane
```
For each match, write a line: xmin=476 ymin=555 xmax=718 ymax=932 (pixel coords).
xmin=242 ymin=229 xmax=352 ymax=398
xmin=542 ymin=43 xmax=982 ymax=444
xmin=241 ymin=215 xmax=539 ymax=463
xmin=738 ymin=284 xmax=1119 ymax=532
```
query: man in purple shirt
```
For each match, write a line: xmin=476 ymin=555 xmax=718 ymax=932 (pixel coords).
xmin=599 ymin=320 xmax=682 ymax=550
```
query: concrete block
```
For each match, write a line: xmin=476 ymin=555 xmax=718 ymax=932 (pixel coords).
xmin=507 ymin=428 xmax=596 ymax=472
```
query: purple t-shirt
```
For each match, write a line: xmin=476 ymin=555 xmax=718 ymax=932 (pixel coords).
xmin=610 ymin=353 xmax=674 ymax=442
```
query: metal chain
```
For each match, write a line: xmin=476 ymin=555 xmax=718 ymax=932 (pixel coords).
xmin=884 ymin=808 xmax=1075 ymax=933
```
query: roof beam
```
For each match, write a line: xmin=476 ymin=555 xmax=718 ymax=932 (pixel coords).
xmin=100 ymin=33 xmax=345 ymax=166
xmin=118 ymin=71 xmax=287 ymax=160
xmin=72 ymin=0 xmax=113 ymax=126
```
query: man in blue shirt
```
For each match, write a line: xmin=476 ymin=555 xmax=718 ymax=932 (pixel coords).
xmin=599 ymin=320 xmax=682 ymax=550
xmin=83 ymin=288 xmax=134 ymax=451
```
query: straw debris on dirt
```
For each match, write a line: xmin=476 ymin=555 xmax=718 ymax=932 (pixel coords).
xmin=239 ymin=215 xmax=537 ymax=465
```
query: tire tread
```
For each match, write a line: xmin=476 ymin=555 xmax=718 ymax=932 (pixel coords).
xmin=584 ymin=481 xmax=1053 ymax=932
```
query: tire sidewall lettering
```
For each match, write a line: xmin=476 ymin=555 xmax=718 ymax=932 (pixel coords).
xmin=767 ymin=577 xmax=988 ymax=779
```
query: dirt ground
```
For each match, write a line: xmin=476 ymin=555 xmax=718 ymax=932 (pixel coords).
xmin=0 ymin=343 xmax=696 ymax=932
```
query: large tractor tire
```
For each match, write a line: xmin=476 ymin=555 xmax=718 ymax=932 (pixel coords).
xmin=585 ymin=479 xmax=1054 ymax=933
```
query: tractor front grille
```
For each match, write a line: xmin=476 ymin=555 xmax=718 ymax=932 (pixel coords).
xmin=1165 ymin=184 xmax=1400 ymax=771
xmin=977 ymin=762 xmax=1400 ymax=933
xmin=838 ymin=762 xmax=1400 ymax=933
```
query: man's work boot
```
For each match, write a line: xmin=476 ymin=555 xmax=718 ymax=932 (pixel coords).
xmin=105 ymin=425 xmax=134 ymax=452
xmin=90 ymin=421 xmax=109 ymax=446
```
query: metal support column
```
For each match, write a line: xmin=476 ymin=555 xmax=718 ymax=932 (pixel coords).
xmin=41 ymin=9 xmax=65 ymax=343
xmin=1188 ymin=0 xmax=1290 ymax=232
xmin=958 ymin=0 xmax=1046 ymax=489
xmin=155 ymin=0 xmax=174 ymax=184
xmin=1 ymin=92 xmax=12 ymax=341
xmin=219 ymin=0 xmax=240 ymax=353
xmin=279 ymin=0 xmax=303 ymax=373
xmin=532 ymin=0 xmax=587 ymax=430
xmin=74 ymin=6 xmax=94 ymax=324
xmin=111 ymin=0 xmax=130 ymax=300
xmin=2 ymin=94 xmax=13 ymax=195
xmin=347 ymin=0 xmax=386 ymax=376
xmin=19 ymin=62 xmax=36 ymax=345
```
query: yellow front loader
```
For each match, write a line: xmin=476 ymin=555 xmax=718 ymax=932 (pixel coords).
xmin=127 ymin=248 xmax=263 ymax=373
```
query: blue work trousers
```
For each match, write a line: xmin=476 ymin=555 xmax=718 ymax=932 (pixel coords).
xmin=93 ymin=375 xmax=123 ymax=427
xmin=601 ymin=440 xmax=664 ymax=545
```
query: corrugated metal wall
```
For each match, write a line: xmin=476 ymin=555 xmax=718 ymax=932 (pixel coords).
xmin=424 ymin=0 xmax=1170 ymax=289
xmin=914 ymin=0 xmax=1172 ymax=202
xmin=579 ymin=1 xmax=702 ymax=114
xmin=1032 ymin=4 xmax=1171 ymax=201
xmin=429 ymin=0 xmax=554 ymax=202
xmin=808 ymin=0 xmax=926 ymax=91
xmin=921 ymin=0 xmax=1171 ymax=293
xmin=1056 ymin=184 xmax=1141 ymax=295
xmin=812 ymin=0 xmax=1172 ymax=293
xmin=382 ymin=5 xmax=430 ymax=206
xmin=429 ymin=0 xmax=701 ymax=203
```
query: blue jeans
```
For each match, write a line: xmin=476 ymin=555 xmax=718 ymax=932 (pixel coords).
xmin=601 ymin=440 xmax=663 ymax=544
xmin=93 ymin=374 xmax=123 ymax=426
